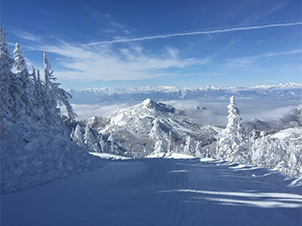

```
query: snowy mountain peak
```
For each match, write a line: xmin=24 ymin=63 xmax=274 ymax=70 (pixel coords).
xmin=141 ymin=98 xmax=177 ymax=114
xmin=142 ymin=98 xmax=157 ymax=109
xmin=277 ymin=82 xmax=301 ymax=88
xmin=251 ymin=82 xmax=302 ymax=89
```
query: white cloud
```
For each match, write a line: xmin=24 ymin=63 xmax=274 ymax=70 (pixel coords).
xmin=267 ymin=3 xmax=287 ymax=15
xmin=60 ymin=103 xmax=130 ymax=120
xmin=225 ymin=49 xmax=302 ymax=70
xmin=82 ymin=5 xmax=134 ymax=35
xmin=60 ymin=96 xmax=301 ymax=124
xmin=29 ymin=42 xmax=209 ymax=81
xmin=15 ymin=31 xmax=42 ymax=42
xmin=163 ymin=99 xmax=301 ymax=126
xmin=262 ymin=49 xmax=302 ymax=58
xmin=165 ymin=46 xmax=179 ymax=58
xmin=102 ymin=29 xmax=117 ymax=33
xmin=225 ymin=58 xmax=256 ymax=69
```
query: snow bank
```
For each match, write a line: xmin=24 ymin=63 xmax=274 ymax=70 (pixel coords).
xmin=146 ymin=152 xmax=195 ymax=159
xmin=1 ymin=124 xmax=106 ymax=194
xmin=89 ymin=152 xmax=130 ymax=160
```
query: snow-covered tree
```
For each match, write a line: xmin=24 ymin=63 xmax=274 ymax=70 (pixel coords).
xmin=251 ymin=131 xmax=267 ymax=166
xmin=99 ymin=134 xmax=106 ymax=153
xmin=225 ymin=95 xmax=245 ymax=142
xmin=12 ymin=42 xmax=37 ymax=121
xmin=154 ymin=139 xmax=163 ymax=154
xmin=83 ymin=125 xmax=100 ymax=152
xmin=150 ymin=118 xmax=168 ymax=154
xmin=218 ymin=96 xmax=247 ymax=163
xmin=168 ymin=130 xmax=172 ymax=153
xmin=150 ymin=119 xmax=160 ymax=139
xmin=43 ymin=52 xmax=76 ymax=120
xmin=13 ymin=43 xmax=27 ymax=73
xmin=249 ymin=129 xmax=302 ymax=178
xmin=0 ymin=26 xmax=21 ymax=124
xmin=0 ymin=25 xmax=14 ymax=73
xmin=71 ymin=124 xmax=84 ymax=146
xmin=195 ymin=141 xmax=202 ymax=157
xmin=108 ymin=132 xmax=115 ymax=154
xmin=184 ymin=136 xmax=192 ymax=155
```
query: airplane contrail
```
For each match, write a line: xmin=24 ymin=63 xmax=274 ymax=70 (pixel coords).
xmin=90 ymin=21 xmax=302 ymax=45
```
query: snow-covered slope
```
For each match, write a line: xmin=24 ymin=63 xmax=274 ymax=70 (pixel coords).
xmin=2 ymin=158 xmax=302 ymax=226
xmin=68 ymin=82 xmax=302 ymax=105
xmin=269 ymin=127 xmax=302 ymax=139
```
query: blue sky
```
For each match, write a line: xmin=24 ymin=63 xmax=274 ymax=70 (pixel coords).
xmin=2 ymin=0 xmax=301 ymax=89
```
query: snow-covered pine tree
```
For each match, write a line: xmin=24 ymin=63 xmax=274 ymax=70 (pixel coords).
xmin=43 ymin=52 xmax=60 ymax=124
xmin=218 ymin=96 xmax=247 ymax=163
xmin=154 ymin=139 xmax=163 ymax=154
xmin=35 ymin=69 xmax=45 ymax=104
xmin=99 ymin=134 xmax=106 ymax=153
xmin=71 ymin=124 xmax=84 ymax=147
xmin=150 ymin=118 xmax=160 ymax=139
xmin=13 ymin=43 xmax=27 ymax=73
xmin=0 ymin=26 xmax=14 ymax=73
xmin=31 ymin=68 xmax=48 ymax=123
xmin=149 ymin=119 xmax=169 ymax=154
xmin=225 ymin=96 xmax=245 ymax=142
xmin=183 ymin=136 xmax=192 ymax=155
xmin=108 ymin=132 xmax=116 ymax=154
xmin=43 ymin=52 xmax=77 ymax=120
xmin=168 ymin=130 xmax=172 ymax=153
xmin=0 ymin=26 xmax=23 ymax=124
xmin=251 ymin=131 xmax=267 ymax=166
xmin=195 ymin=141 xmax=202 ymax=157
xmin=56 ymin=88 xmax=77 ymax=119
xmin=83 ymin=125 xmax=100 ymax=152
xmin=13 ymin=42 xmax=36 ymax=120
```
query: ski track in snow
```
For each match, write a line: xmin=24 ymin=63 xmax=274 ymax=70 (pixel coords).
xmin=2 ymin=158 xmax=302 ymax=226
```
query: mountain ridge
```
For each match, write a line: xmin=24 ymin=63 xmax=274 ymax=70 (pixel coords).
xmin=68 ymin=82 xmax=302 ymax=105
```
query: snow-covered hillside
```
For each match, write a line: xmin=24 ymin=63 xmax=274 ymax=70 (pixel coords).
xmin=71 ymin=98 xmax=218 ymax=158
xmin=2 ymin=158 xmax=302 ymax=226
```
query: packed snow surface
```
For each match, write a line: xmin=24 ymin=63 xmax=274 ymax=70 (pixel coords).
xmin=2 ymin=158 xmax=302 ymax=226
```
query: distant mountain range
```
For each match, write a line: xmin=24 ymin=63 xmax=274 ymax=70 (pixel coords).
xmin=68 ymin=82 xmax=302 ymax=105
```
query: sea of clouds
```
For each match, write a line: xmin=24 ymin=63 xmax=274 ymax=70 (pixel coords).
xmin=61 ymin=98 xmax=301 ymax=126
